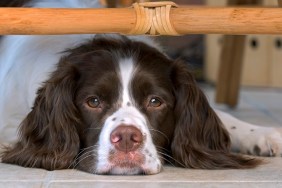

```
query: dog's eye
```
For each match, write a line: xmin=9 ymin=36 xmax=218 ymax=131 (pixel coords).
xmin=87 ymin=97 xmax=101 ymax=108
xmin=148 ymin=97 xmax=162 ymax=108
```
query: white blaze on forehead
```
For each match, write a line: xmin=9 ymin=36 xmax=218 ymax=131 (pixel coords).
xmin=118 ymin=58 xmax=135 ymax=106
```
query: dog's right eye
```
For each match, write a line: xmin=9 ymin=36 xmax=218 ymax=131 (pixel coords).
xmin=86 ymin=97 xmax=101 ymax=108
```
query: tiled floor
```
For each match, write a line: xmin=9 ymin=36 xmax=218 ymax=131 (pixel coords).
xmin=0 ymin=85 xmax=282 ymax=188
xmin=203 ymin=84 xmax=282 ymax=128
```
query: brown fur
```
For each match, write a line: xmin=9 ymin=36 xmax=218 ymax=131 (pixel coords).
xmin=2 ymin=60 xmax=81 ymax=170
xmin=170 ymin=60 xmax=261 ymax=168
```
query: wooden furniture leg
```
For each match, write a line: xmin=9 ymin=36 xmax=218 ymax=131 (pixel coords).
xmin=106 ymin=0 xmax=116 ymax=7
xmin=215 ymin=0 xmax=262 ymax=107
xmin=216 ymin=36 xmax=246 ymax=107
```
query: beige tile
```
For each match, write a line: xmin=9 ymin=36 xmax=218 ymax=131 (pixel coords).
xmin=0 ymin=147 xmax=281 ymax=187
xmin=0 ymin=163 xmax=47 ymax=181
xmin=32 ymin=158 xmax=282 ymax=187
xmin=0 ymin=182 xmax=43 ymax=188
xmin=48 ymin=182 xmax=282 ymax=188
xmin=202 ymin=85 xmax=282 ymax=127
xmin=14 ymin=158 xmax=279 ymax=186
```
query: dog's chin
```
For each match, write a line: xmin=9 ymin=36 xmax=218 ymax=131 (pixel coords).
xmin=95 ymin=152 xmax=162 ymax=175
xmin=108 ymin=166 xmax=145 ymax=175
xmin=97 ymin=165 xmax=161 ymax=175
xmin=94 ymin=162 xmax=145 ymax=175
xmin=95 ymin=153 xmax=154 ymax=175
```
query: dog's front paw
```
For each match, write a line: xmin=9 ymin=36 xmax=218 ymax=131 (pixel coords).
xmin=240 ymin=128 xmax=282 ymax=157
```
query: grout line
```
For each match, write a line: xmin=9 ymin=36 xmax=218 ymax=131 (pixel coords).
xmin=40 ymin=180 xmax=282 ymax=183
xmin=1 ymin=179 xmax=282 ymax=183
xmin=42 ymin=171 xmax=55 ymax=188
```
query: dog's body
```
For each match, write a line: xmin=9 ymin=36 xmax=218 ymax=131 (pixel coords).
xmin=0 ymin=0 xmax=282 ymax=175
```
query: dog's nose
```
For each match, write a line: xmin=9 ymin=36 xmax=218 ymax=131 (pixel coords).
xmin=110 ymin=125 xmax=143 ymax=153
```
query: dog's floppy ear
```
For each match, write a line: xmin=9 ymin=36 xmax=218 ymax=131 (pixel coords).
xmin=170 ymin=60 xmax=260 ymax=169
xmin=2 ymin=59 xmax=80 ymax=170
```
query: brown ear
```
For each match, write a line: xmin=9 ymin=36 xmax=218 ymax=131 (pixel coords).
xmin=1 ymin=60 xmax=80 ymax=170
xmin=170 ymin=60 xmax=261 ymax=169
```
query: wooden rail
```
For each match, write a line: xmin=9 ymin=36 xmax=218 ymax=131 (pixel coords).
xmin=0 ymin=7 xmax=282 ymax=35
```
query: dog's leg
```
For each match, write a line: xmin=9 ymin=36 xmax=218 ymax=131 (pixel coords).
xmin=216 ymin=110 xmax=282 ymax=157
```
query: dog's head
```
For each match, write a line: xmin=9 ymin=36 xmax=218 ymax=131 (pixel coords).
xmin=2 ymin=35 xmax=259 ymax=175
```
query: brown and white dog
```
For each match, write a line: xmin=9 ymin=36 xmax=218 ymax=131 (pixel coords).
xmin=0 ymin=0 xmax=282 ymax=175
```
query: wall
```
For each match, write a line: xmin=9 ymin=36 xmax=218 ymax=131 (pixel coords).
xmin=205 ymin=0 xmax=282 ymax=87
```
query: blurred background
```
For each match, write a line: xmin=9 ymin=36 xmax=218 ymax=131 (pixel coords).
xmin=104 ymin=0 xmax=282 ymax=87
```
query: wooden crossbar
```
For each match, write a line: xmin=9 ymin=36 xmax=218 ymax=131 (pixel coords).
xmin=0 ymin=7 xmax=282 ymax=35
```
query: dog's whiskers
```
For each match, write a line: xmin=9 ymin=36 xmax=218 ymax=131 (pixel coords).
xmin=149 ymin=128 xmax=170 ymax=144
xmin=157 ymin=151 xmax=186 ymax=168
xmin=69 ymin=145 xmax=99 ymax=169
xmin=155 ymin=145 xmax=170 ymax=153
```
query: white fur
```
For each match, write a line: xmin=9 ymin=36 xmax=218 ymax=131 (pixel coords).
xmin=96 ymin=106 xmax=161 ymax=174
xmin=119 ymin=58 xmax=135 ymax=107
xmin=217 ymin=110 xmax=282 ymax=156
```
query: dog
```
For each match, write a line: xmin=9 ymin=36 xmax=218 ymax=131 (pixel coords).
xmin=0 ymin=0 xmax=282 ymax=175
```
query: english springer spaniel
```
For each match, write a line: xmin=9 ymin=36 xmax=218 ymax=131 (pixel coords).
xmin=0 ymin=0 xmax=282 ymax=175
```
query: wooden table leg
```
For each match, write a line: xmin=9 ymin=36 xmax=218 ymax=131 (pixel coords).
xmin=215 ymin=0 xmax=262 ymax=107
xmin=216 ymin=36 xmax=246 ymax=107
xmin=106 ymin=0 xmax=117 ymax=7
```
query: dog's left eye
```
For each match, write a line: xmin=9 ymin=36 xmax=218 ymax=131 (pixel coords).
xmin=86 ymin=97 xmax=101 ymax=108
xmin=148 ymin=97 xmax=162 ymax=108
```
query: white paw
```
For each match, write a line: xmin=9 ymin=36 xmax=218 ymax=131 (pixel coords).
xmin=240 ymin=127 xmax=282 ymax=157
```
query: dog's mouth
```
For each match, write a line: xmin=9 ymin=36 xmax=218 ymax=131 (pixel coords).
xmin=109 ymin=150 xmax=144 ymax=164
xmin=106 ymin=150 xmax=145 ymax=175
xmin=96 ymin=150 xmax=161 ymax=175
